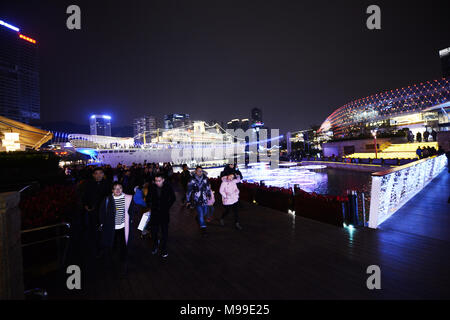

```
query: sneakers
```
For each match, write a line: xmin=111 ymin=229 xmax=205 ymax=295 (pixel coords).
xmin=235 ymin=222 xmax=243 ymax=230
xmin=161 ymin=251 xmax=169 ymax=258
xmin=151 ymin=246 xmax=158 ymax=255
xmin=219 ymin=218 xmax=225 ymax=226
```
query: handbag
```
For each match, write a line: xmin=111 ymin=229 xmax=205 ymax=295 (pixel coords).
xmin=207 ymin=191 xmax=215 ymax=206
xmin=138 ymin=211 xmax=151 ymax=231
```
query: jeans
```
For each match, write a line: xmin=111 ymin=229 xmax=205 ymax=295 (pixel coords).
xmin=206 ymin=206 xmax=214 ymax=219
xmin=195 ymin=205 xmax=208 ymax=228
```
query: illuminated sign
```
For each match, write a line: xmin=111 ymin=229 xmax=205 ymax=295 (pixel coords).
xmin=2 ymin=132 xmax=21 ymax=151
xmin=0 ymin=19 xmax=20 ymax=32
xmin=19 ymin=34 xmax=37 ymax=44
xmin=390 ymin=113 xmax=423 ymax=126
xmin=251 ymin=122 xmax=264 ymax=128
xmin=90 ymin=115 xmax=111 ymax=120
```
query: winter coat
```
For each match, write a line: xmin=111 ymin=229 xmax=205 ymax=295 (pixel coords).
xmin=147 ymin=182 xmax=176 ymax=225
xmin=186 ymin=173 xmax=212 ymax=206
xmin=219 ymin=176 xmax=241 ymax=205
xmin=82 ymin=179 xmax=112 ymax=212
xmin=99 ymin=193 xmax=133 ymax=248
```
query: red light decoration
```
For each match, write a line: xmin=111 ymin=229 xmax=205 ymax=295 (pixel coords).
xmin=19 ymin=34 xmax=37 ymax=44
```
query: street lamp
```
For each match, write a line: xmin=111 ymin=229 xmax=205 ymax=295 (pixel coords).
xmin=371 ymin=129 xmax=378 ymax=159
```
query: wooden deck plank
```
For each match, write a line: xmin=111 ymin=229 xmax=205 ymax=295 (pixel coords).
xmin=45 ymin=172 xmax=450 ymax=299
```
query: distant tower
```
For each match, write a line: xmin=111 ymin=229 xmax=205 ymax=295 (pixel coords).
xmin=251 ymin=108 xmax=262 ymax=124
xmin=439 ymin=47 xmax=450 ymax=77
xmin=0 ymin=19 xmax=40 ymax=124
xmin=90 ymin=115 xmax=111 ymax=136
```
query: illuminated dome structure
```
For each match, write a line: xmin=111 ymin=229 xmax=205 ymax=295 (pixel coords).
xmin=319 ymin=78 xmax=450 ymax=138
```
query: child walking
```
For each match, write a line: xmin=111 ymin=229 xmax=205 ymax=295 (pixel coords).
xmin=219 ymin=173 xmax=242 ymax=230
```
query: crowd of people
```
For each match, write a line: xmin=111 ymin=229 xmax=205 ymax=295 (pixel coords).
xmin=410 ymin=129 xmax=438 ymax=143
xmin=415 ymin=145 xmax=443 ymax=159
xmin=63 ymin=161 xmax=244 ymax=275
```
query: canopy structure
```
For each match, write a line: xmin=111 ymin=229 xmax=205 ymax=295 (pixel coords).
xmin=0 ymin=115 xmax=53 ymax=151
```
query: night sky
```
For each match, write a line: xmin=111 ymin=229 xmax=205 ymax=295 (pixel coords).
xmin=1 ymin=0 xmax=449 ymax=133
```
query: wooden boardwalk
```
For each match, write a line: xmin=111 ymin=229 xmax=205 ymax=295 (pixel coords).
xmin=38 ymin=172 xmax=450 ymax=299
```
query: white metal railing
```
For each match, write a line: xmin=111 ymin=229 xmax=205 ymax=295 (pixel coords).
xmin=368 ymin=154 xmax=448 ymax=229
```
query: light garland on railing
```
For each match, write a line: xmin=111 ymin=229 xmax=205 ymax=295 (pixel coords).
xmin=368 ymin=154 xmax=447 ymax=228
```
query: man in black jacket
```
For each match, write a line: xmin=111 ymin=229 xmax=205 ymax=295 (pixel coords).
xmin=147 ymin=173 xmax=176 ymax=258
xmin=180 ymin=164 xmax=191 ymax=204
xmin=81 ymin=167 xmax=112 ymax=255
xmin=82 ymin=167 xmax=112 ymax=228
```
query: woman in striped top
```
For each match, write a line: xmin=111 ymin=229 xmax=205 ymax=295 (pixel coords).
xmin=99 ymin=182 xmax=134 ymax=274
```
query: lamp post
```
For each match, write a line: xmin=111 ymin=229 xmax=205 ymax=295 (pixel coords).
xmin=371 ymin=129 xmax=378 ymax=159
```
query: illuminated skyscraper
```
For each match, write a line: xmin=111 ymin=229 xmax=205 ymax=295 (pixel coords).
xmin=164 ymin=113 xmax=190 ymax=129
xmin=251 ymin=108 xmax=264 ymax=128
xmin=0 ymin=19 xmax=40 ymax=124
xmin=90 ymin=115 xmax=112 ymax=136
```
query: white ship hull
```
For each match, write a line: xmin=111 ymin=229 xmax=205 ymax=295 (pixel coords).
xmin=96 ymin=145 xmax=241 ymax=167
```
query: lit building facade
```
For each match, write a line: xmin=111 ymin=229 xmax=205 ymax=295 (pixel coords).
xmin=226 ymin=118 xmax=250 ymax=131
xmin=319 ymin=78 xmax=450 ymax=138
xmin=164 ymin=113 xmax=190 ymax=129
xmin=0 ymin=19 xmax=40 ymax=124
xmin=90 ymin=115 xmax=112 ymax=136
xmin=133 ymin=116 xmax=158 ymax=136
xmin=133 ymin=115 xmax=158 ymax=143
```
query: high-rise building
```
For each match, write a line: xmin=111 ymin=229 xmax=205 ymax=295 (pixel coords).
xmin=226 ymin=118 xmax=250 ymax=131
xmin=439 ymin=47 xmax=450 ymax=78
xmin=0 ymin=19 xmax=40 ymax=124
xmin=134 ymin=115 xmax=158 ymax=139
xmin=90 ymin=115 xmax=111 ymax=136
xmin=164 ymin=113 xmax=190 ymax=129
xmin=241 ymin=118 xmax=250 ymax=131
xmin=251 ymin=108 xmax=264 ymax=128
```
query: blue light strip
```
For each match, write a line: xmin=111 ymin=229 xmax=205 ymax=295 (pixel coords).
xmin=0 ymin=19 xmax=20 ymax=32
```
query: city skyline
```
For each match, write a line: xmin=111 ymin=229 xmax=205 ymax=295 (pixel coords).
xmin=0 ymin=0 xmax=449 ymax=133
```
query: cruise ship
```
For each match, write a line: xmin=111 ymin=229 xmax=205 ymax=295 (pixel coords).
xmin=68 ymin=121 xmax=243 ymax=167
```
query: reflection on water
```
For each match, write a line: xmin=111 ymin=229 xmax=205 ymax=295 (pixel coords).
xmin=201 ymin=164 xmax=372 ymax=196
xmin=306 ymin=168 xmax=372 ymax=196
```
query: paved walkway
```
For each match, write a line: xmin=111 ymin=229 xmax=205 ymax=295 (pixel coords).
xmin=379 ymin=170 xmax=450 ymax=242
xmin=31 ymin=172 xmax=450 ymax=299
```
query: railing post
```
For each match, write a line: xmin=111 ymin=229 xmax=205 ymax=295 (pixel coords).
xmin=0 ymin=192 xmax=24 ymax=299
